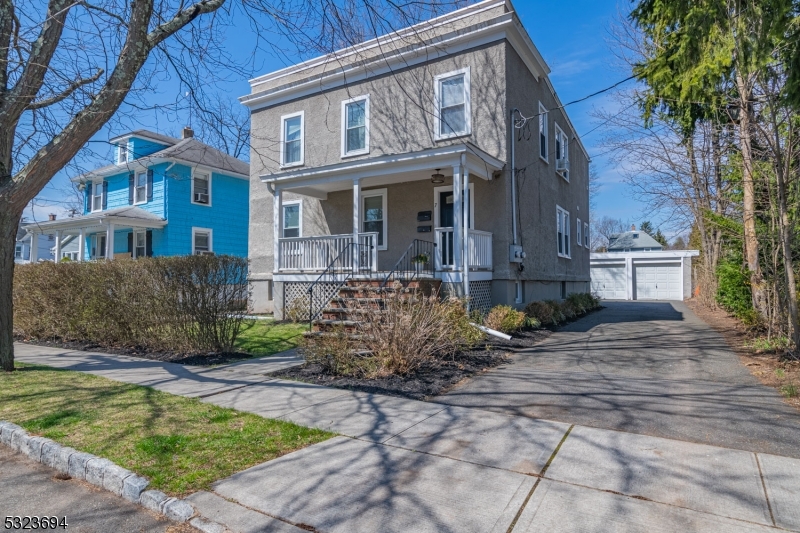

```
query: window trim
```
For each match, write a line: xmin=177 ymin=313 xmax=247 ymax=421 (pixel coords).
xmin=134 ymin=171 xmax=148 ymax=205
xmin=91 ymin=234 xmax=107 ymax=259
xmin=280 ymin=111 xmax=305 ymax=168
xmin=584 ymin=222 xmax=589 ymax=248
xmin=360 ymin=188 xmax=388 ymax=251
xmin=281 ymin=200 xmax=302 ymax=239
xmin=91 ymin=180 xmax=103 ymax=212
xmin=515 ymin=281 xmax=523 ymax=304
xmin=554 ymin=123 xmax=570 ymax=182
xmin=557 ymin=205 xmax=571 ymax=259
xmin=133 ymin=230 xmax=146 ymax=258
xmin=14 ymin=244 xmax=23 ymax=259
xmin=576 ymin=217 xmax=582 ymax=247
xmin=191 ymin=169 xmax=212 ymax=207
xmin=192 ymin=227 xmax=213 ymax=255
xmin=539 ymin=102 xmax=548 ymax=163
xmin=434 ymin=67 xmax=471 ymax=141
xmin=341 ymin=95 xmax=370 ymax=158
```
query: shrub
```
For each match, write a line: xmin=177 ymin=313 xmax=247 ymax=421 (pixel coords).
xmin=13 ymin=255 xmax=249 ymax=353
xmin=524 ymin=293 xmax=599 ymax=327
xmin=484 ymin=305 xmax=530 ymax=333
xmin=302 ymin=293 xmax=484 ymax=377
xmin=716 ymin=259 xmax=757 ymax=323
xmin=525 ymin=301 xmax=559 ymax=326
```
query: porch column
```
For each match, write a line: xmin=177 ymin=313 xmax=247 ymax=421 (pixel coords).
xmin=54 ymin=230 xmax=62 ymax=263
xmin=78 ymin=228 xmax=86 ymax=262
xmin=461 ymin=153 xmax=470 ymax=305
xmin=106 ymin=222 xmax=115 ymax=261
xmin=452 ymin=164 xmax=463 ymax=274
xmin=273 ymin=187 xmax=282 ymax=272
xmin=352 ymin=178 xmax=361 ymax=274
xmin=29 ymin=232 xmax=38 ymax=263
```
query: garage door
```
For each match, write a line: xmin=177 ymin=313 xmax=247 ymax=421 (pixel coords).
xmin=634 ymin=263 xmax=682 ymax=300
xmin=591 ymin=264 xmax=627 ymax=300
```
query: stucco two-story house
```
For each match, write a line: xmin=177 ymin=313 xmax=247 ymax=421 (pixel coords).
xmin=22 ymin=128 xmax=249 ymax=261
xmin=243 ymin=0 xmax=591 ymax=317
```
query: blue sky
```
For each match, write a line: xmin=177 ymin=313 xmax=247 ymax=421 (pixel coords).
xmin=25 ymin=0 xmax=649 ymax=231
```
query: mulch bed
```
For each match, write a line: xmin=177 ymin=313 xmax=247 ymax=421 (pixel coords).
xmin=686 ymin=299 xmax=800 ymax=411
xmin=14 ymin=336 xmax=254 ymax=366
xmin=272 ymin=328 xmax=552 ymax=401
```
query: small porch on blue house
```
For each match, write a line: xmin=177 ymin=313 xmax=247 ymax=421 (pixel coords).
xmin=22 ymin=206 xmax=167 ymax=262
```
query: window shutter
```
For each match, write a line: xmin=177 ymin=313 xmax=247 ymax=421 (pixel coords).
xmin=146 ymin=230 xmax=153 ymax=257
xmin=127 ymin=232 xmax=133 ymax=254
xmin=128 ymin=173 xmax=134 ymax=205
xmin=146 ymin=170 xmax=154 ymax=201
xmin=85 ymin=182 xmax=92 ymax=213
xmin=102 ymin=181 xmax=108 ymax=210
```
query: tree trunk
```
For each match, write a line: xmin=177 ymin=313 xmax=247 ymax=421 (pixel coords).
xmin=736 ymin=72 xmax=767 ymax=319
xmin=0 ymin=202 xmax=21 ymax=371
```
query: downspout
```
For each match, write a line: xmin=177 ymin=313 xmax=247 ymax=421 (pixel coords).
xmin=510 ymin=108 xmax=518 ymax=246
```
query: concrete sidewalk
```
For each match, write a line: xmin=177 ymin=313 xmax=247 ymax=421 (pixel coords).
xmin=13 ymin=342 xmax=800 ymax=532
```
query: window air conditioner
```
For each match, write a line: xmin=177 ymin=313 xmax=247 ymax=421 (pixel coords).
xmin=194 ymin=192 xmax=209 ymax=204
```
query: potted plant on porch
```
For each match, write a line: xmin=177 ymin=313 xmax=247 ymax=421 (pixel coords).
xmin=411 ymin=252 xmax=430 ymax=274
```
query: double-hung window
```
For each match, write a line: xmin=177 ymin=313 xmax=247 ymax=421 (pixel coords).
xmin=555 ymin=123 xmax=570 ymax=181
xmin=342 ymin=96 xmax=369 ymax=156
xmin=435 ymin=68 xmax=471 ymax=139
xmin=576 ymin=218 xmax=582 ymax=247
xmin=281 ymin=112 xmax=304 ymax=167
xmin=91 ymin=181 xmax=103 ymax=212
xmin=192 ymin=228 xmax=213 ymax=255
xmin=192 ymin=171 xmax=211 ymax=205
xmin=117 ymin=142 xmax=128 ymax=164
xmin=584 ymin=222 xmax=589 ymax=248
xmin=361 ymin=189 xmax=387 ymax=250
xmin=282 ymin=201 xmax=301 ymax=238
xmin=557 ymin=206 xmax=570 ymax=258
xmin=14 ymin=245 xmax=23 ymax=260
xmin=539 ymin=103 xmax=548 ymax=162
xmin=134 ymin=172 xmax=147 ymax=204
xmin=134 ymin=230 xmax=146 ymax=258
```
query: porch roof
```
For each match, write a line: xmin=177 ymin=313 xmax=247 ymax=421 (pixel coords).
xmin=260 ymin=143 xmax=504 ymax=199
xmin=22 ymin=206 xmax=167 ymax=235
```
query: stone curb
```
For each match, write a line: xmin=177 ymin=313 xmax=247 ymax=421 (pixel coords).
xmin=0 ymin=421 xmax=225 ymax=529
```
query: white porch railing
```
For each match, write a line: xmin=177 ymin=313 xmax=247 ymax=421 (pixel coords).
xmin=434 ymin=228 xmax=493 ymax=270
xmin=277 ymin=233 xmax=378 ymax=272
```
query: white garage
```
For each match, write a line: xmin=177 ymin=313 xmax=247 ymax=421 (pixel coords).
xmin=591 ymin=263 xmax=627 ymax=300
xmin=590 ymin=250 xmax=699 ymax=301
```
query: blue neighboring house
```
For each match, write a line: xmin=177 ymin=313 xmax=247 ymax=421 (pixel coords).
xmin=22 ymin=128 xmax=249 ymax=261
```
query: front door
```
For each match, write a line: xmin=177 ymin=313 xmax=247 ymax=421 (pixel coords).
xmin=435 ymin=187 xmax=472 ymax=268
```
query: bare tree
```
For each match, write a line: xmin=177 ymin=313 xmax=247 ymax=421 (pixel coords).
xmin=0 ymin=0 xmax=464 ymax=371
xmin=592 ymin=216 xmax=628 ymax=251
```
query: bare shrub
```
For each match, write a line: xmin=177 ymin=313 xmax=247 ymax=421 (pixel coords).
xmin=301 ymin=292 xmax=484 ymax=378
xmin=484 ymin=305 xmax=531 ymax=333
xmin=525 ymin=301 xmax=560 ymax=326
xmin=13 ymin=255 xmax=248 ymax=353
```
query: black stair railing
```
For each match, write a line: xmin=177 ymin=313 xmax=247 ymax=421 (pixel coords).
xmin=308 ymin=242 xmax=373 ymax=327
xmin=379 ymin=239 xmax=436 ymax=289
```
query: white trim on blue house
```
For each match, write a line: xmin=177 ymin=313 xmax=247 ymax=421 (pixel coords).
xmin=192 ymin=227 xmax=213 ymax=255
xmin=191 ymin=169 xmax=212 ymax=207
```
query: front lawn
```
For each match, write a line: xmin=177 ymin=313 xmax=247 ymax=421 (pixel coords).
xmin=234 ymin=320 xmax=306 ymax=357
xmin=0 ymin=363 xmax=333 ymax=496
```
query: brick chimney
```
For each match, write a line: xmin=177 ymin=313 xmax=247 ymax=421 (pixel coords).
xmin=48 ymin=213 xmax=57 ymax=221
xmin=182 ymin=126 xmax=194 ymax=139
xmin=630 ymin=224 xmax=636 ymax=231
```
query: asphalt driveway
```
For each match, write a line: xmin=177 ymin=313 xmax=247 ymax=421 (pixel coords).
xmin=438 ymin=301 xmax=800 ymax=458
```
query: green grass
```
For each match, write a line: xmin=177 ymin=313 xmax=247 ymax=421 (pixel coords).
xmin=234 ymin=320 xmax=306 ymax=357
xmin=748 ymin=336 xmax=791 ymax=353
xmin=0 ymin=363 xmax=333 ymax=496
xmin=781 ymin=383 xmax=798 ymax=399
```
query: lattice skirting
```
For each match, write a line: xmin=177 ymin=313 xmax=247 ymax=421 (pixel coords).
xmin=283 ymin=281 xmax=340 ymax=320
xmin=469 ymin=280 xmax=493 ymax=314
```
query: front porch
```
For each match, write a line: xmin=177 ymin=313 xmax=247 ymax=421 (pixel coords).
xmin=21 ymin=206 xmax=167 ymax=262
xmin=267 ymin=143 xmax=502 ymax=290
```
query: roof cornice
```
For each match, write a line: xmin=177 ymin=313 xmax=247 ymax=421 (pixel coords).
xmin=70 ymin=157 xmax=250 ymax=182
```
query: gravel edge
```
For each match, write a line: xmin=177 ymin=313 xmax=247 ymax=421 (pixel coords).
xmin=0 ymin=420 xmax=228 ymax=532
